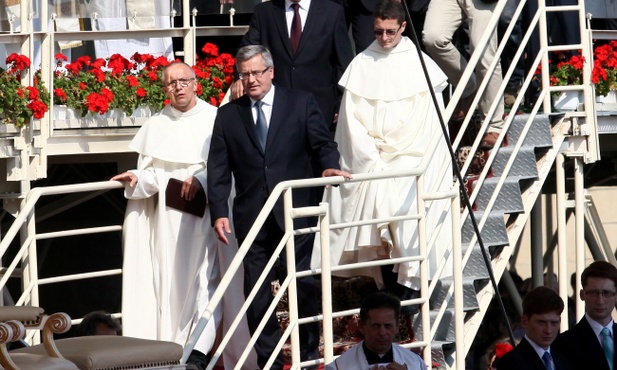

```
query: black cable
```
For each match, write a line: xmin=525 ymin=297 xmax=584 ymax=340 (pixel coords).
xmin=399 ymin=0 xmax=516 ymax=346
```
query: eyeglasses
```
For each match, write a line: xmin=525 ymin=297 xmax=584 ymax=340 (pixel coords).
xmin=373 ymin=26 xmax=401 ymax=36
xmin=165 ymin=78 xmax=195 ymax=90
xmin=584 ymin=290 xmax=617 ymax=298
xmin=238 ymin=67 xmax=271 ymax=80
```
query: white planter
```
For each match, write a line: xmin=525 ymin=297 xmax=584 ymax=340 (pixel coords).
xmin=553 ymin=91 xmax=582 ymax=111
xmin=53 ymin=105 xmax=81 ymax=121
xmin=596 ymin=90 xmax=617 ymax=112
xmin=51 ymin=105 xmax=152 ymax=129
xmin=132 ymin=105 xmax=151 ymax=118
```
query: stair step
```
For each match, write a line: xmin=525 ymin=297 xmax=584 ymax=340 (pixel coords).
xmin=430 ymin=276 xmax=482 ymax=311
xmin=492 ymin=146 xmax=539 ymax=179
xmin=506 ymin=114 xmax=554 ymax=148
xmin=413 ymin=309 xmax=455 ymax=342
xmin=430 ymin=341 xmax=455 ymax=369
xmin=462 ymin=211 xmax=509 ymax=247
xmin=475 ymin=177 xmax=524 ymax=213
xmin=462 ymin=244 xmax=492 ymax=278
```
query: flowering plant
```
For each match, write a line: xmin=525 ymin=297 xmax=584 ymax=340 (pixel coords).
xmin=549 ymin=42 xmax=617 ymax=97
xmin=549 ymin=53 xmax=585 ymax=89
xmin=0 ymin=54 xmax=49 ymax=127
xmin=52 ymin=42 xmax=235 ymax=116
xmin=591 ymin=41 xmax=617 ymax=96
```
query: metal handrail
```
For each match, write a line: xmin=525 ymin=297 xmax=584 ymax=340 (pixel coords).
xmin=0 ymin=181 xmax=123 ymax=312
xmin=183 ymin=152 xmax=460 ymax=369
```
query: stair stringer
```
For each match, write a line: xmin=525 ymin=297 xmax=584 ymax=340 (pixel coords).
xmin=458 ymin=115 xmax=570 ymax=358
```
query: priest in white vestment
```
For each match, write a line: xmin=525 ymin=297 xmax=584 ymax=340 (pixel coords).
xmin=112 ymin=62 xmax=256 ymax=369
xmin=325 ymin=292 xmax=426 ymax=369
xmin=312 ymin=0 xmax=453 ymax=293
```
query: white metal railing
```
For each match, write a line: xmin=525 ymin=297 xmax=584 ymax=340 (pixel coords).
xmin=0 ymin=181 xmax=124 ymax=341
xmin=182 ymin=127 xmax=460 ymax=369
xmin=0 ymin=0 xmax=602 ymax=368
xmin=0 ymin=159 xmax=459 ymax=368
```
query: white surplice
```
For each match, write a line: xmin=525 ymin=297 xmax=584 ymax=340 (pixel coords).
xmin=312 ymin=37 xmax=453 ymax=290
xmin=324 ymin=341 xmax=426 ymax=370
xmin=120 ymin=99 xmax=257 ymax=367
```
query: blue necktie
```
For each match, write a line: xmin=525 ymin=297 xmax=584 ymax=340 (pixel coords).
xmin=542 ymin=351 xmax=554 ymax=370
xmin=254 ymin=100 xmax=267 ymax=150
xmin=602 ymin=327 xmax=614 ymax=370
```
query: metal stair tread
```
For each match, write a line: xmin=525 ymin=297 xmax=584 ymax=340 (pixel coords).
xmin=475 ymin=177 xmax=525 ymax=213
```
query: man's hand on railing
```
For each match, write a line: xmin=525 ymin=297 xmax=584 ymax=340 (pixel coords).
xmin=111 ymin=172 xmax=138 ymax=187
xmin=321 ymin=168 xmax=352 ymax=188
xmin=214 ymin=217 xmax=232 ymax=245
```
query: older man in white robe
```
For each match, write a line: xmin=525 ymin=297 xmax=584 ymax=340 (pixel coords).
xmin=312 ymin=0 xmax=453 ymax=297
xmin=112 ymin=62 xmax=256 ymax=370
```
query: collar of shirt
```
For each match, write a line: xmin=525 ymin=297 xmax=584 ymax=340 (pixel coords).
xmin=586 ymin=314 xmax=614 ymax=341
xmin=284 ymin=0 xmax=310 ymax=34
xmin=249 ymin=85 xmax=276 ymax=126
xmin=525 ymin=334 xmax=553 ymax=359
xmin=361 ymin=342 xmax=394 ymax=364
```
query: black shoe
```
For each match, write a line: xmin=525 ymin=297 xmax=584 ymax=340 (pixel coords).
xmin=186 ymin=350 xmax=209 ymax=370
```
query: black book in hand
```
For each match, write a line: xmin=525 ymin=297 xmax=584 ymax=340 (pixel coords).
xmin=165 ymin=178 xmax=207 ymax=218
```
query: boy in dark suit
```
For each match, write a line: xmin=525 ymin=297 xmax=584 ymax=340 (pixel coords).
xmin=496 ymin=287 xmax=572 ymax=370
xmin=553 ymin=261 xmax=617 ymax=370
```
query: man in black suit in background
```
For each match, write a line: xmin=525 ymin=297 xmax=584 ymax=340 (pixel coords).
xmin=553 ymin=261 xmax=617 ymax=370
xmin=232 ymin=0 xmax=353 ymax=129
xmin=496 ymin=286 xmax=571 ymax=370
xmin=207 ymin=45 xmax=351 ymax=370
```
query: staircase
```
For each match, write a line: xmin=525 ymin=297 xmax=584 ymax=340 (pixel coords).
xmin=415 ymin=111 xmax=570 ymax=367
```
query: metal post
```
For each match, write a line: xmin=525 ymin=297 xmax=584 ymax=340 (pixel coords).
xmin=283 ymin=189 xmax=301 ymax=367
xmin=319 ymin=202 xmax=334 ymax=364
xmin=574 ymin=157 xmax=585 ymax=320
xmin=555 ymin=153 xmax=570 ymax=330
xmin=531 ymin=198 xmax=543 ymax=288
xmin=452 ymin=194 xmax=464 ymax=370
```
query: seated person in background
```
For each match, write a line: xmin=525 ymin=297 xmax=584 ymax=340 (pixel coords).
xmin=75 ymin=311 xmax=121 ymax=336
xmin=496 ymin=286 xmax=572 ymax=370
xmin=325 ymin=292 xmax=426 ymax=370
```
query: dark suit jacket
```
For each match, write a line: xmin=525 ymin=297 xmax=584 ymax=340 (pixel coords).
xmin=553 ymin=316 xmax=617 ymax=370
xmin=496 ymin=338 xmax=572 ymax=370
xmin=207 ymin=86 xmax=341 ymax=241
xmin=239 ymin=0 xmax=353 ymax=123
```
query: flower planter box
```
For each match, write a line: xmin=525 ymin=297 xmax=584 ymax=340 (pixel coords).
xmin=51 ymin=106 xmax=151 ymax=130
xmin=553 ymin=91 xmax=582 ymax=111
xmin=596 ymin=90 xmax=617 ymax=112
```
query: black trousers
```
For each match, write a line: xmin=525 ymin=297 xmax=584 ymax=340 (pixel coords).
xmin=241 ymin=214 xmax=319 ymax=370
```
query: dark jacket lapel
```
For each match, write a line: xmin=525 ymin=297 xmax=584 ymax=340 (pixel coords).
xmin=238 ymin=96 xmax=265 ymax=154
xmin=297 ymin=0 xmax=321 ymax=57
xmin=271 ymin=0 xmax=294 ymax=58
xmin=266 ymin=86 xmax=288 ymax=148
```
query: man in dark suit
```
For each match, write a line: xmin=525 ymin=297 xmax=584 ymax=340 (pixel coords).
xmin=232 ymin=0 xmax=353 ymax=128
xmin=553 ymin=261 xmax=617 ymax=370
xmin=329 ymin=0 xmax=379 ymax=53
xmin=207 ymin=45 xmax=351 ymax=370
xmin=496 ymin=286 xmax=572 ymax=370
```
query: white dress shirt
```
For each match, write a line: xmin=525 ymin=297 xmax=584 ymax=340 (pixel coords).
xmin=284 ymin=0 xmax=311 ymax=35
